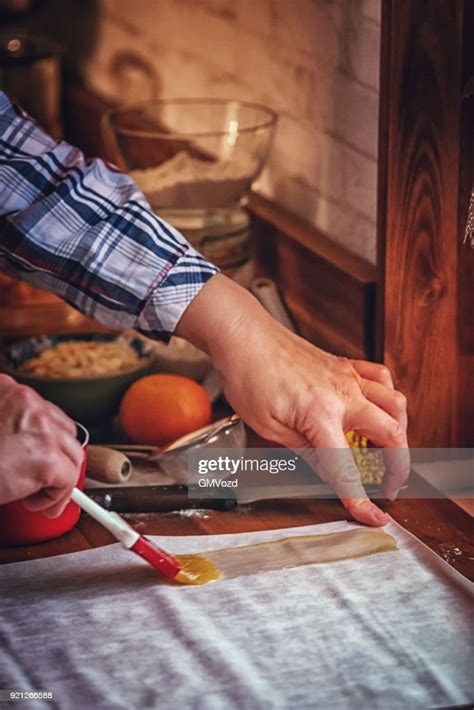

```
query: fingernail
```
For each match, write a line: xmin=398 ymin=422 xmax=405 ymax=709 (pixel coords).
xmin=351 ymin=498 xmax=372 ymax=509
xmin=363 ymin=500 xmax=389 ymax=524
xmin=351 ymin=499 xmax=389 ymax=525
xmin=373 ymin=508 xmax=390 ymax=524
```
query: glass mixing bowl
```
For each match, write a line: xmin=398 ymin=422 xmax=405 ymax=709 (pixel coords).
xmin=103 ymin=99 xmax=278 ymax=273
xmin=103 ymin=98 xmax=277 ymax=210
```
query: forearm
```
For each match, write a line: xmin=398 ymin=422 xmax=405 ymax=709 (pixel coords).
xmin=176 ymin=273 xmax=277 ymax=362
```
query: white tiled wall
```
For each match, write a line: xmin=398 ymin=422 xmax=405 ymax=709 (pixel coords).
xmin=83 ymin=0 xmax=381 ymax=263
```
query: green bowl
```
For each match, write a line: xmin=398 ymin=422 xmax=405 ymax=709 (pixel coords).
xmin=1 ymin=333 xmax=155 ymax=426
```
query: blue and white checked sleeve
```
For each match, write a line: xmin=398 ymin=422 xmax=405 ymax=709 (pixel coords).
xmin=0 ymin=92 xmax=218 ymax=340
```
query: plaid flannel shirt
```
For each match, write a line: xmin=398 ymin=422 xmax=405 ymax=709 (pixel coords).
xmin=0 ymin=92 xmax=218 ymax=340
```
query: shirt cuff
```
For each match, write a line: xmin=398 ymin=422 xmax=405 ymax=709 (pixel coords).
xmin=137 ymin=245 xmax=219 ymax=340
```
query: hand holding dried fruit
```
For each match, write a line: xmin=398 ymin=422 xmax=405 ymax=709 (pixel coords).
xmin=177 ymin=274 xmax=410 ymax=527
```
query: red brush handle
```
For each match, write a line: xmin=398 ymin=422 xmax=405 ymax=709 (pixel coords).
xmin=131 ymin=536 xmax=181 ymax=580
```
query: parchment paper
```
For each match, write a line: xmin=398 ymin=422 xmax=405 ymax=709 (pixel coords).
xmin=0 ymin=520 xmax=472 ymax=710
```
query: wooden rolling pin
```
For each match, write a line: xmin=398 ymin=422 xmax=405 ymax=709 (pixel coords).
xmin=86 ymin=446 xmax=132 ymax=484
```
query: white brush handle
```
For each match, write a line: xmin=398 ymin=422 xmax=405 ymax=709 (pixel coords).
xmin=71 ymin=488 xmax=139 ymax=548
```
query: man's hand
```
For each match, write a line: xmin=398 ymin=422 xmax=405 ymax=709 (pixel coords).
xmin=0 ymin=375 xmax=83 ymax=517
xmin=177 ymin=274 xmax=410 ymax=527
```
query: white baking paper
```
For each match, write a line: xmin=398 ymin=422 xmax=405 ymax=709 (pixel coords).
xmin=0 ymin=520 xmax=472 ymax=710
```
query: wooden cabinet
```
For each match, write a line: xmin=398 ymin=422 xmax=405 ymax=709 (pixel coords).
xmin=377 ymin=0 xmax=473 ymax=446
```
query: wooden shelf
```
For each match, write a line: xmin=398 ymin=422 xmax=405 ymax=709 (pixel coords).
xmin=249 ymin=192 xmax=376 ymax=359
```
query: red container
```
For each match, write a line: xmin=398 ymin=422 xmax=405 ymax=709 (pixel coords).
xmin=0 ymin=423 xmax=89 ymax=546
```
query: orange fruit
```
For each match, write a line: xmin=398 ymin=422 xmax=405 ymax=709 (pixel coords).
xmin=119 ymin=374 xmax=212 ymax=446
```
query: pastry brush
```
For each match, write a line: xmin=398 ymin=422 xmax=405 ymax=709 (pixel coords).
xmin=71 ymin=488 xmax=181 ymax=581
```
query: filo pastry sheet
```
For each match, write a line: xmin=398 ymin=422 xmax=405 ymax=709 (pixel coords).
xmin=0 ymin=520 xmax=472 ymax=710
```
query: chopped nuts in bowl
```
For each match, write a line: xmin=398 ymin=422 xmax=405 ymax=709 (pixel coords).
xmin=1 ymin=333 xmax=155 ymax=426
xmin=19 ymin=340 xmax=141 ymax=378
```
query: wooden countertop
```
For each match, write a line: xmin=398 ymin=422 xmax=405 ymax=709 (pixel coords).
xmin=1 ymin=470 xmax=472 ymax=581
